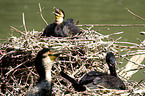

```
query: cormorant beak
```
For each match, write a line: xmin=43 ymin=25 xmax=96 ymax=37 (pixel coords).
xmin=53 ymin=7 xmax=61 ymax=16
xmin=41 ymin=48 xmax=65 ymax=62
xmin=53 ymin=7 xmax=64 ymax=15
xmin=53 ymin=7 xmax=65 ymax=24
xmin=46 ymin=49 xmax=66 ymax=62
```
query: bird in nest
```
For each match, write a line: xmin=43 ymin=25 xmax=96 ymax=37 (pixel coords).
xmin=60 ymin=52 xmax=126 ymax=92
xmin=27 ymin=48 xmax=64 ymax=96
xmin=41 ymin=7 xmax=81 ymax=37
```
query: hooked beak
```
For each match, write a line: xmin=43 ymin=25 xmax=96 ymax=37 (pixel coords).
xmin=53 ymin=7 xmax=60 ymax=16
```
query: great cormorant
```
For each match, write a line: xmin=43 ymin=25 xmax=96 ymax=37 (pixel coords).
xmin=41 ymin=7 xmax=81 ymax=37
xmin=60 ymin=52 xmax=125 ymax=92
xmin=27 ymin=48 xmax=62 ymax=95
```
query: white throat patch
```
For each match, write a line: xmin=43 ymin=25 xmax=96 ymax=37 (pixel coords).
xmin=42 ymin=56 xmax=54 ymax=82
xmin=56 ymin=17 xmax=64 ymax=24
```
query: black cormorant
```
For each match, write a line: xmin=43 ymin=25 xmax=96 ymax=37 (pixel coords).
xmin=41 ymin=7 xmax=81 ymax=37
xmin=27 ymin=48 xmax=62 ymax=95
xmin=60 ymin=52 xmax=125 ymax=92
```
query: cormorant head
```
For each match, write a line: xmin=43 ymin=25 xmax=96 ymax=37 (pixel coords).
xmin=53 ymin=7 xmax=65 ymax=24
xmin=106 ymin=52 xmax=117 ymax=77
xmin=35 ymin=48 xmax=62 ymax=63
xmin=35 ymin=48 xmax=63 ymax=81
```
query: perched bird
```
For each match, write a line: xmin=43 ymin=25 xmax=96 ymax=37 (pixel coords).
xmin=41 ymin=7 xmax=81 ymax=37
xmin=60 ymin=52 xmax=125 ymax=92
xmin=27 ymin=48 xmax=63 ymax=96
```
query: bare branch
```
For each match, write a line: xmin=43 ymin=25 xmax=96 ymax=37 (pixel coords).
xmin=76 ymin=24 xmax=145 ymax=27
xmin=10 ymin=26 xmax=26 ymax=35
xmin=126 ymin=8 xmax=145 ymax=22
xmin=39 ymin=3 xmax=48 ymax=25
xmin=22 ymin=13 xmax=27 ymax=32
xmin=5 ymin=59 xmax=31 ymax=75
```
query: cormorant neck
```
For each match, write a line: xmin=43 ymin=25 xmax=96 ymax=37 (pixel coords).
xmin=55 ymin=17 xmax=64 ymax=25
xmin=45 ymin=68 xmax=52 ymax=86
xmin=42 ymin=56 xmax=54 ymax=83
xmin=108 ymin=63 xmax=117 ymax=77
xmin=60 ymin=71 xmax=86 ymax=91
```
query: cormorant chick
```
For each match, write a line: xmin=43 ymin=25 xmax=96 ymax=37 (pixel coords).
xmin=60 ymin=52 xmax=125 ymax=92
xmin=27 ymin=48 xmax=62 ymax=96
xmin=41 ymin=7 xmax=81 ymax=37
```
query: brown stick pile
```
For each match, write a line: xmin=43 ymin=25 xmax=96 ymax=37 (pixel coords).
xmin=0 ymin=6 xmax=145 ymax=95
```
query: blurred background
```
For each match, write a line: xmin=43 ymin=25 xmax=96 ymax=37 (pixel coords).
xmin=0 ymin=0 xmax=145 ymax=81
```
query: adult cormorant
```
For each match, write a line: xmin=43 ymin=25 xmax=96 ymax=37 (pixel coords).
xmin=27 ymin=48 xmax=62 ymax=96
xmin=41 ymin=7 xmax=81 ymax=37
xmin=60 ymin=52 xmax=125 ymax=92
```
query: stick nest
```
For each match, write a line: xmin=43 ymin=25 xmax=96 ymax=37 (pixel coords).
xmin=0 ymin=24 xmax=145 ymax=95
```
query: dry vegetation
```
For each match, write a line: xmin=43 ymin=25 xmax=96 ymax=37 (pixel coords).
xmin=0 ymin=7 xmax=145 ymax=96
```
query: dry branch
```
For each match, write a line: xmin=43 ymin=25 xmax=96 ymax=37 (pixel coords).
xmin=126 ymin=8 xmax=145 ymax=22
xmin=39 ymin=3 xmax=48 ymax=25
xmin=76 ymin=24 xmax=145 ymax=27
xmin=22 ymin=13 xmax=27 ymax=32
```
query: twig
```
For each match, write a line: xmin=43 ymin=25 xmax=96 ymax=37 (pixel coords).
xmin=137 ymin=78 xmax=145 ymax=85
xmin=10 ymin=26 xmax=26 ymax=35
xmin=123 ymin=57 xmax=145 ymax=67
xmin=5 ymin=59 xmax=31 ymax=75
xmin=72 ymin=62 xmax=85 ymax=76
xmin=39 ymin=3 xmax=48 ymax=25
xmin=22 ymin=13 xmax=27 ymax=32
xmin=115 ymin=36 xmax=122 ymax=41
xmin=108 ymin=32 xmax=124 ymax=36
xmin=0 ymin=39 xmax=7 ymax=41
xmin=126 ymin=8 xmax=145 ymax=22
xmin=140 ymin=32 xmax=145 ymax=35
xmin=76 ymin=24 xmax=145 ymax=27
xmin=0 ymin=51 xmax=16 ymax=60
xmin=115 ymin=41 xmax=139 ymax=46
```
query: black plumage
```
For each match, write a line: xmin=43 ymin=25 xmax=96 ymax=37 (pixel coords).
xmin=35 ymin=48 xmax=51 ymax=81
xmin=41 ymin=8 xmax=81 ymax=37
xmin=60 ymin=52 xmax=125 ymax=91
xmin=60 ymin=71 xmax=86 ymax=92
xmin=27 ymin=48 xmax=62 ymax=96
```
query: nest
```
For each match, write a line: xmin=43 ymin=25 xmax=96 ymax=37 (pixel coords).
xmin=1 ymin=12 xmax=145 ymax=95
